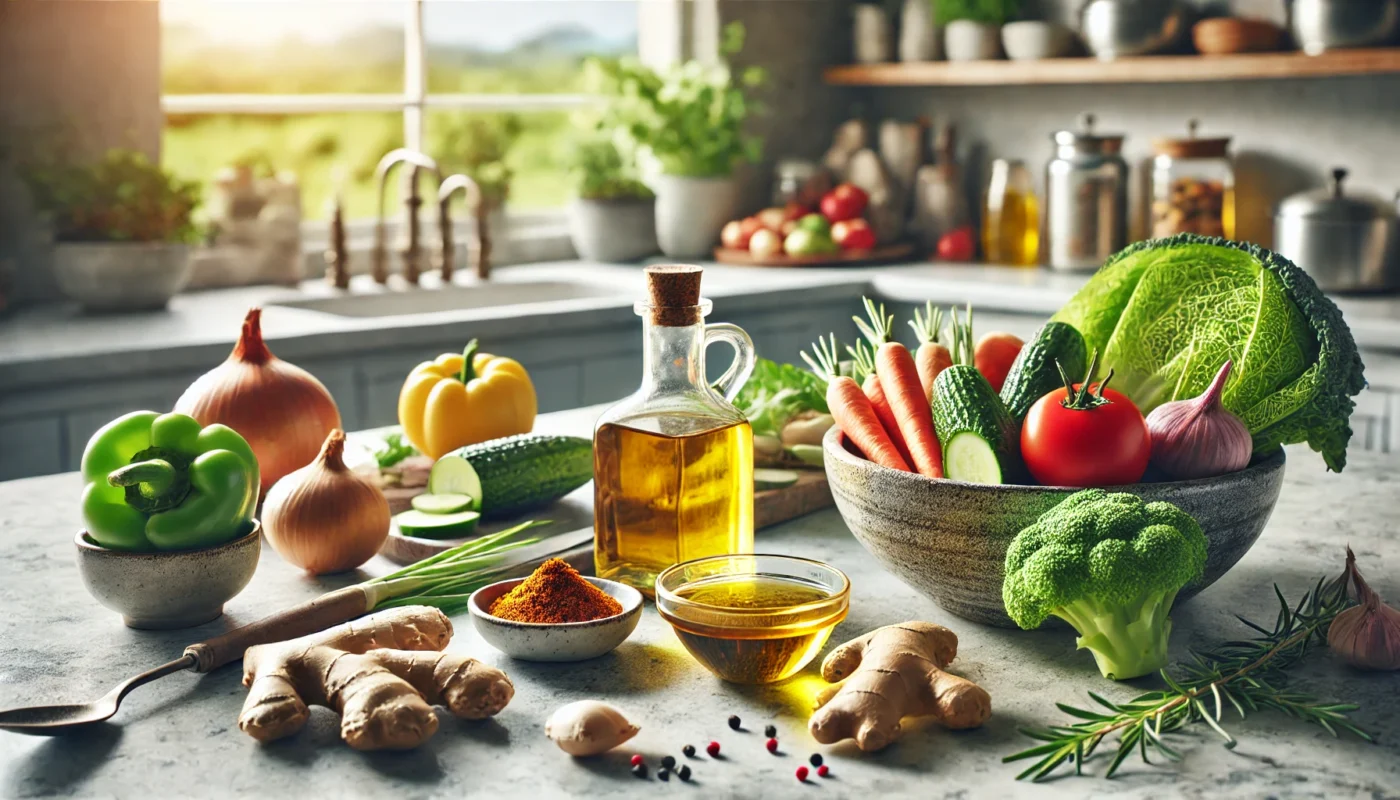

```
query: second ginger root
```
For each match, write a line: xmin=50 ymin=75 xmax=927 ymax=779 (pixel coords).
xmin=238 ymin=605 xmax=513 ymax=750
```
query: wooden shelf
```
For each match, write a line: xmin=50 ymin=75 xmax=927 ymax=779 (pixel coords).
xmin=823 ymin=48 xmax=1400 ymax=87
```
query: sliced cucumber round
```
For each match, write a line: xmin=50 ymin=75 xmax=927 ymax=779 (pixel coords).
xmin=943 ymin=431 xmax=1003 ymax=485
xmin=428 ymin=455 xmax=482 ymax=504
xmin=394 ymin=509 xmax=482 ymax=540
xmin=410 ymin=492 xmax=476 ymax=515
xmin=787 ymin=444 xmax=825 ymax=467
xmin=754 ymin=468 xmax=800 ymax=491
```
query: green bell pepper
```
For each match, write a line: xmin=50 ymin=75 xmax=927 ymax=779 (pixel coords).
xmin=80 ymin=411 xmax=260 ymax=551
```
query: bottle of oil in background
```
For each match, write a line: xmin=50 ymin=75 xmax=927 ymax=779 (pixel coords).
xmin=593 ymin=265 xmax=757 ymax=595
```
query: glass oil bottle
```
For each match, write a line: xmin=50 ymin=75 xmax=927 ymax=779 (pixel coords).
xmin=593 ymin=265 xmax=757 ymax=595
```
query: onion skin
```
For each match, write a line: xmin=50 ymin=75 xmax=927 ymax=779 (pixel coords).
xmin=261 ymin=429 xmax=389 ymax=575
xmin=1145 ymin=360 xmax=1252 ymax=480
xmin=176 ymin=308 xmax=341 ymax=494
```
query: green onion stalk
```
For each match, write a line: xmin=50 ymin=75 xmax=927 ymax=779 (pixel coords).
xmin=359 ymin=521 xmax=547 ymax=616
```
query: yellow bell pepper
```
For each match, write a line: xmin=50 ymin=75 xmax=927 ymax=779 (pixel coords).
xmin=398 ymin=340 xmax=537 ymax=459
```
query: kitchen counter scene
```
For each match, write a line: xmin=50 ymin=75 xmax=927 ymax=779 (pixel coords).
xmin=1 ymin=406 xmax=1396 ymax=800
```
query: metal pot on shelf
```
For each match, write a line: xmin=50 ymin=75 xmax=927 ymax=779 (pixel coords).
xmin=1274 ymin=168 xmax=1400 ymax=293
xmin=1080 ymin=0 xmax=1194 ymax=60
xmin=1043 ymin=114 xmax=1129 ymax=273
xmin=1289 ymin=0 xmax=1400 ymax=55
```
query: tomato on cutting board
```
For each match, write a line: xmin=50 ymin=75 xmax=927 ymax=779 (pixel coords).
xmin=1021 ymin=357 xmax=1150 ymax=488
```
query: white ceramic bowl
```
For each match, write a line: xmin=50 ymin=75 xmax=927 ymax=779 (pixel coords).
xmin=1001 ymin=20 xmax=1076 ymax=61
xmin=468 ymin=576 xmax=643 ymax=662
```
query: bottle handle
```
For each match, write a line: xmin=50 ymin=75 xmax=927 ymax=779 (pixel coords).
xmin=704 ymin=322 xmax=756 ymax=403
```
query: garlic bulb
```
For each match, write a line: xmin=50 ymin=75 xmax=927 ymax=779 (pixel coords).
xmin=1328 ymin=546 xmax=1400 ymax=671
xmin=544 ymin=700 xmax=639 ymax=756
xmin=1145 ymin=360 xmax=1252 ymax=480
xmin=261 ymin=429 xmax=390 ymax=575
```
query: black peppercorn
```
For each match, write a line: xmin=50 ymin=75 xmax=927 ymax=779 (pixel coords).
xmin=728 ymin=714 xmax=742 ymax=730
xmin=809 ymin=753 xmax=823 ymax=767
xmin=631 ymin=763 xmax=648 ymax=778
xmin=678 ymin=765 xmax=692 ymax=782
xmin=764 ymin=724 xmax=777 ymax=738
xmin=658 ymin=768 xmax=671 ymax=782
xmin=682 ymin=744 xmax=696 ymax=758
xmin=661 ymin=755 xmax=676 ymax=769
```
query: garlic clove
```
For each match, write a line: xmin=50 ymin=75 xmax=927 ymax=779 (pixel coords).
xmin=1327 ymin=547 xmax=1400 ymax=671
xmin=544 ymin=700 xmax=640 ymax=756
xmin=1145 ymin=360 xmax=1254 ymax=480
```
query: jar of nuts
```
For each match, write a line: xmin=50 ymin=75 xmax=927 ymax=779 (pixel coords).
xmin=1150 ymin=120 xmax=1234 ymax=239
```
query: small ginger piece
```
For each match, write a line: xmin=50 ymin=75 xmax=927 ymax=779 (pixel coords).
xmin=809 ymin=621 xmax=991 ymax=752
xmin=238 ymin=605 xmax=514 ymax=751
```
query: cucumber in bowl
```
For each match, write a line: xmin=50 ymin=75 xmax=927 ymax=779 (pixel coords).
xmin=933 ymin=365 xmax=1024 ymax=485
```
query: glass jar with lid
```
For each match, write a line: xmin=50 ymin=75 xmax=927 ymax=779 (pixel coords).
xmin=1151 ymin=120 xmax=1234 ymax=239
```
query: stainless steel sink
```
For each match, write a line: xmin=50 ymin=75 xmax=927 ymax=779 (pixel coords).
xmin=272 ymin=280 xmax=619 ymax=318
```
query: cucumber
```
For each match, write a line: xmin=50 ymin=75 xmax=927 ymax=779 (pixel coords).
xmin=932 ymin=365 xmax=1022 ymax=484
xmin=754 ymin=468 xmax=800 ymax=490
xmin=411 ymin=492 xmax=476 ymax=514
xmin=437 ymin=434 xmax=593 ymax=519
xmin=395 ymin=509 xmax=481 ymax=539
xmin=787 ymin=444 xmax=825 ymax=467
xmin=999 ymin=321 xmax=1087 ymax=421
xmin=427 ymin=455 xmax=483 ymax=502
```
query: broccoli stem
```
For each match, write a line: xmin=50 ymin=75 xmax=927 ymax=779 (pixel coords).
xmin=1051 ymin=589 xmax=1181 ymax=681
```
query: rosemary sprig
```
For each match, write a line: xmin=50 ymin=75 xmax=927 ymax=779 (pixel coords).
xmin=1004 ymin=570 xmax=1371 ymax=781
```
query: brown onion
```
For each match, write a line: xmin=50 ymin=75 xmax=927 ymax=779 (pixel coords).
xmin=262 ymin=429 xmax=389 ymax=574
xmin=1145 ymin=360 xmax=1252 ymax=480
xmin=176 ymin=308 xmax=341 ymax=494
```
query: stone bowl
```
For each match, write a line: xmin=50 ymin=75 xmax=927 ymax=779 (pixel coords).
xmin=468 ymin=576 xmax=643 ymax=662
xmin=51 ymin=242 xmax=192 ymax=312
xmin=822 ymin=427 xmax=1286 ymax=628
xmin=74 ymin=523 xmax=261 ymax=630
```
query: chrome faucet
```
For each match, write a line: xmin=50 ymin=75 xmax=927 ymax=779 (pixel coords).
xmin=437 ymin=173 xmax=489 ymax=281
xmin=370 ymin=149 xmax=442 ymax=285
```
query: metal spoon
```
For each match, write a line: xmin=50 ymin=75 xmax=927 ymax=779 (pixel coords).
xmin=0 ymin=656 xmax=195 ymax=735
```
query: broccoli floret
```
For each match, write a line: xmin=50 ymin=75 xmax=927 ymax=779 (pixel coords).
xmin=1002 ymin=489 xmax=1208 ymax=680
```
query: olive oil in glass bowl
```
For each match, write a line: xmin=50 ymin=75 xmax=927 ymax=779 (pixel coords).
xmin=656 ymin=555 xmax=850 ymax=684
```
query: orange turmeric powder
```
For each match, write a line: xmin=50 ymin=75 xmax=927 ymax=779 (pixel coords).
xmin=489 ymin=558 xmax=623 ymax=624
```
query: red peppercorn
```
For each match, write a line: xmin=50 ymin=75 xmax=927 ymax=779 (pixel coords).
xmin=817 ymin=765 xmax=830 ymax=778
xmin=706 ymin=741 xmax=721 ymax=758
xmin=796 ymin=766 xmax=810 ymax=782
xmin=765 ymin=737 xmax=779 ymax=754
xmin=630 ymin=754 xmax=643 ymax=767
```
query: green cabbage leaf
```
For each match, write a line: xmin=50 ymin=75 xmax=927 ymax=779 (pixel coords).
xmin=1052 ymin=234 xmax=1366 ymax=472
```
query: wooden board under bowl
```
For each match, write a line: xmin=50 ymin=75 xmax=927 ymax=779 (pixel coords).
xmin=712 ymin=241 xmax=914 ymax=268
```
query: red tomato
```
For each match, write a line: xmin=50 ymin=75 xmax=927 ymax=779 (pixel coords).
xmin=936 ymin=227 xmax=976 ymax=261
xmin=832 ymin=218 xmax=876 ymax=250
xmin=782 ymin=201 xmax=813 ymax=222
xmin=820 ymin=183 xmax=868 ymax=222
xmin=1022 ymin=380 xmax=1150 ymax=487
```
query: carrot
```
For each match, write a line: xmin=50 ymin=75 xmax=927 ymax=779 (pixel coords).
xmin=975 ymin=331 xmax=1025 ymax=393
xmin=826 ymin=376 xmax=911 ymax=472
xmin=848 ymin=340 xmax=916 ymax=468
xmin=856 ymin=298 xmax=943 ymax=479
xmin=908 ymin=302 xmax=952 ymax=403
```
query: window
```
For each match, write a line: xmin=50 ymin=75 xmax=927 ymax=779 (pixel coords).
xmin=160 ymin=1 xmax=640 ymax=221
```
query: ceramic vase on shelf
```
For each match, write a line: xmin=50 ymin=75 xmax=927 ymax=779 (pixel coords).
xmin=853 ymin=4 xmax=894 ymax=63
xmin=651 ymin=174 xmax=738 ymax=259
xmin=899 ymin=0 xmax=942 ymax=61
xmin=568 ymin=197 xmax=659 ymax=263
xmin=944 ymin=20 xmax=1004 ymax=61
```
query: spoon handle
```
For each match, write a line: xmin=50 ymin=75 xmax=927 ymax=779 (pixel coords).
xmin=183 ymin=586 xmax=369 ymax=672
xmin=109 ymin=655 xmax=198 ymax=705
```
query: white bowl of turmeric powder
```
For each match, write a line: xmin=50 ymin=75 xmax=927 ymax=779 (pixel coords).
xmin=468 ymin=558 xmax=643 ymax=662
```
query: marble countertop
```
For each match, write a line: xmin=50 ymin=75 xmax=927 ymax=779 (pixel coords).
xmin=4 ymin=260 xmax=1398 ymax=392
xmin=0 ymin=406 xmax=1396 ymax=799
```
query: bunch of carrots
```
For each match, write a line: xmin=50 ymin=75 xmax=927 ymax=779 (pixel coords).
xmin=802 ymin=299 xmax=1023 ymax=476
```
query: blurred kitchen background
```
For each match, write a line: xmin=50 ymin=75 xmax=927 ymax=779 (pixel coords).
xmin=2 ymin=0 xmax=1399 ymax=479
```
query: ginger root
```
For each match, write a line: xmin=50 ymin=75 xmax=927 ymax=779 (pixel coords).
xmin=809 ymin=621 xmax=991 ymax=752
xmin=238 ymin=605 xmax=513 ymax=751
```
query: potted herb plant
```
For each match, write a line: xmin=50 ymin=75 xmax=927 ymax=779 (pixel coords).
xmin=565 ymin=134 xmax=658 ymax=262
xmin=19 ymin=148 xmax=200 ymax=312
xmin=939 ymin=0 xmax=1020 ymax=61
xmin=590 ymin=22 xmax=766 ymax=258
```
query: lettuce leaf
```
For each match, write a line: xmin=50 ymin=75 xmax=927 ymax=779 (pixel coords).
xmin=732 ymin=358 xmax=828 ymax=437
xmin=1052 ymin=234 xmax=1366 ymax=472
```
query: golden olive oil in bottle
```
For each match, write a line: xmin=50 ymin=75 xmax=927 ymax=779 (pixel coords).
xmin=593 ymin=266 xmax=756 ymax=595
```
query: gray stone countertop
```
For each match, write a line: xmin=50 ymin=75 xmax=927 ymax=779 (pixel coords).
xmin=4 ymin=259 xmax=1398 ymax=392
xmin=0 ymin=406 xmax=1397 ymax=799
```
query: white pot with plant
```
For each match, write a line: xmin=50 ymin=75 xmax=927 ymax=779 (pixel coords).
xmin=20 ymin=148 xmax=200 ymax=312
xmin=590 ymin=22 xmax=766 ymax=259
xmin=941 ymin=0 xmax=1017 ymax=61
xmin=565 ymin=135 xmax=658 ymax=262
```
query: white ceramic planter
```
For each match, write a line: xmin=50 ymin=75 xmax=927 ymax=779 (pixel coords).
xmin=567 ymin=197 xmax=659 ymax=262
xmin=651 ymin=174 xmax=739 ymax=259
xmin=944 ymin=20 xmax=1004 ymax=61
xmin=51 ymin=241 xmax=192 ymax=312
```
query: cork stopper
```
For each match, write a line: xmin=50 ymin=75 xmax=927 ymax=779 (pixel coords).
xmin=644 ymin=264 xmax=704 ymax=326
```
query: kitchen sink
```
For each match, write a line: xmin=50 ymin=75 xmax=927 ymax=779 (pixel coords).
xmin=272 ymin=280 xmax=621 ymax=318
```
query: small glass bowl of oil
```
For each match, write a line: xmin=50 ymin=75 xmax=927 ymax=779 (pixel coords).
xmin=655 ymin=554 xmax=850 ymax=684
